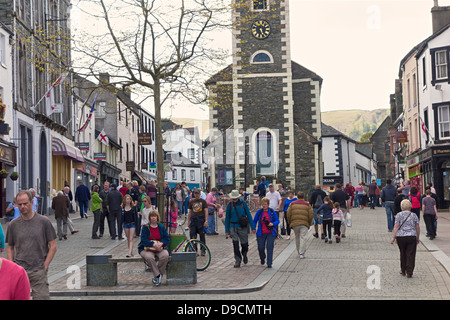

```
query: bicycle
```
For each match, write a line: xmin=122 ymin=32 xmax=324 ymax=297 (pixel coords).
xmin=170 ymin=221 xmax=211 ymax=271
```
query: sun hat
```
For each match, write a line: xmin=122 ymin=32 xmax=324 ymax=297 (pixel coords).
xmin=229 ymin=190 xmax=240 ymax=199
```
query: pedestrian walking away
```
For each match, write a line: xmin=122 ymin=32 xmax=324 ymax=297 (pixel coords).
xmin=391 ymin=199 xmax=420 ymax=278
xmin=254 ymin=197 xmax=280 ymax=267
xmin=422 ymin=190 xmax=438 ymax=240
xmin=329 ymin=183 xmax=350 ymax=238
xmin=381 ymin=179 xmax=397 ymax=232
xmin=316 ymin=197 xmax=334 ymax=243
xmin=309 ymin=185 xmax=327 ymax=239
xmin=225 ymin=190 xmax=256 ymax=268
xmin=409 ymin=186 xmax=422 ymax=221
xmin=287 ymin=192 xmax=314 ymax=258
xmin=282 ymin=190 xmax=297 ymax=240
xmin=6 ymin=190 xmax=57 ymax=300
xmin=332 ymin=202 xmax=345 ymax=243
xmin=51 ymin=191 xmax=70 ymax=240
xmin=75 ymin=181 xmax=91 ymax=219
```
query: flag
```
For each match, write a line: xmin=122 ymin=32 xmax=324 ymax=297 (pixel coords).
xmin=97 ymin=129 xmax=109 ymax=147
xmin=45 ymin=73 xmax=68 ymax=116
xmin=77 ymin=95 xmax=97 ymax=132
xmin=169 ymin=161 xmax=174 ymax=172
xmin=419 ymin=116 xmax=432 ymax=141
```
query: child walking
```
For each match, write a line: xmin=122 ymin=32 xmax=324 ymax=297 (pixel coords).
xmin=332 ymin=202 xmax=345 ymax=243
xmin=317 ymin=197 xmax=334 ymax=243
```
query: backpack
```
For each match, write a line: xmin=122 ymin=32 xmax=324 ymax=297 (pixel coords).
xmin=231 ymin=200 xmax=249 ymax=228
xmin=314 ymin=193 xmax=324 ymax=208
xmin=409 ymin=193 xmax=421 ymax=209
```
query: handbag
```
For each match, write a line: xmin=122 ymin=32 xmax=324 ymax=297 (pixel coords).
xmin=144 ymin=241 xmax=162 ymax=253
xmin=346 ymin=212 xmax=352 ymax=227
xmin=144 ymin=224 xmax=163 ymax=252
xmin=280 ymin=221 xmax=286 ymax=235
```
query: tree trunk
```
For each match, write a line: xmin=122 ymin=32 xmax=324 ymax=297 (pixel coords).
xmin=153 ymin=79 xmax=166 ymax=217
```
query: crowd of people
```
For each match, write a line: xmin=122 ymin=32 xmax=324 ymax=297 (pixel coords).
xmin=0 ymin=176 xmax=443 ymax=299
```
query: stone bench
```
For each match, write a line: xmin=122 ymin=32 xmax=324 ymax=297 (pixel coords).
xmin=86 ymin=252 xmax=197 ymax=287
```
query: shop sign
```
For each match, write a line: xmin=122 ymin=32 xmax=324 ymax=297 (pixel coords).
xmin=94 ymin=153 xmax=106 ymax=160
xmin=396 ymin=131 xmax=408 ymax=143
xmin=138 ymin=133 xmax=152 ymax=145
xmin=75 ymin=142 xmax=89 ymax=151
xmin=126 ymin=161 xmax=135 ymax=171
xmin=407 ymin=156 xmax=419 ymax=168
xmin=433 ymin=148 xmax=450 ymax=156
xmin=0 ymin=144 xmax=16 ymax=166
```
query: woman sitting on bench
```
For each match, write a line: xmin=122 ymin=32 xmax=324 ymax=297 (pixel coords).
xmin=138 ymin=210 xmax=170 ymax=287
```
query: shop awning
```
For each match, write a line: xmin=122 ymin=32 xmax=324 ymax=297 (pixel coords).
xmin=52 ymin=137 xmax=84 ymax=163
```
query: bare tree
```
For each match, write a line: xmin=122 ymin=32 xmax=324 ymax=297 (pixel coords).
xmin=72 ymin=0 xmax=232 ymax=213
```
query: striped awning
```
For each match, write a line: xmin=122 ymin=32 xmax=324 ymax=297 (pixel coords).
xmin=52 ymin=137 xmax=84 ymax=163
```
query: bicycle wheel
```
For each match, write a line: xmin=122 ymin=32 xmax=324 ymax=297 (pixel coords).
xmin=183 ymin=239 xmax=211 ymax=271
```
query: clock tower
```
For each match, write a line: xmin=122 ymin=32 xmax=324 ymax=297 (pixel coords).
xmin=207 ymin=0 xmax=323 ymax=194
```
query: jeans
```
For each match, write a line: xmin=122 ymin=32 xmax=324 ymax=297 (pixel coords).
xmin=176 ymin=200 xmax=184 ymax=216
xmin=257 ymin=233 xmax=276 ymax=266
xmin=384 ymin=202 xmax=395 ymax=231
xmin=207 ymin=209 xmax=216 ymax=234
xmin=78 ymin=200 xmax=89 ymax=218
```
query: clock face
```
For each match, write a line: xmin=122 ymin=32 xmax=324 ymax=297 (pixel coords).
xmin=252 ymin=20 xmax=271 ymax=40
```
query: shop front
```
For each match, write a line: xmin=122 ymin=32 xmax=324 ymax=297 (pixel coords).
xmin=0 ymin=139 xmax=17 ymax=217
xmin=412 ymin=144 xmax=450 ymax=209
xmin=97 ymin=160 xmax=121 ymax=186
xmin=429 ymin=146 xmax=450 ymax=209
xmin=52 ymin=136 xmax=85 ymax=195
xmin=75 ymin=158 xmax=99 ymax=189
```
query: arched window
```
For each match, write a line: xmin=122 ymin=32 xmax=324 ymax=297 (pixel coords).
xmin=250 ymin=50 xmax=274 ymax=64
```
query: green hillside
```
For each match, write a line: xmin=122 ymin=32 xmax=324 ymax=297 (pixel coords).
xmin=321 ymin=109 xmax=390 ymax=141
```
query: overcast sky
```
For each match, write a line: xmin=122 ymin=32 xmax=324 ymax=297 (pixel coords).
xmin=72 ymin=0 xmax=450 ymax=119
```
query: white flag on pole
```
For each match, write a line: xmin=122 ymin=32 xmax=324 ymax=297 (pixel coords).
xmin=45 ymin=73 xmax=68 ymax=116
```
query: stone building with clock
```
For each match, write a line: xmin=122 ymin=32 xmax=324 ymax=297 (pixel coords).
xmin=206 ymin=0 xmax=323 ymax=195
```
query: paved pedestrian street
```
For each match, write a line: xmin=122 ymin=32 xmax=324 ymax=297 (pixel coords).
xmin=2 ymin=206 xmax=450 ymax=300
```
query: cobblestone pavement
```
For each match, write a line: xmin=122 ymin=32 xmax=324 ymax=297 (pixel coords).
xmin=1 ymin=206 xmax=450 ymax=300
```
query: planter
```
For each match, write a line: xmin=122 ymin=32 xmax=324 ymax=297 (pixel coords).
xmin=10 ymin=172 xmax=19 ymax=181
xmin=0 ymin=173 xmax=8 ymax=179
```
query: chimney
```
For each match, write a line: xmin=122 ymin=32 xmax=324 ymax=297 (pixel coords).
xmin=431 ymin=1 xmax=450 ymax=34
xmin=99 ymin=73 xmax=110 ymax=85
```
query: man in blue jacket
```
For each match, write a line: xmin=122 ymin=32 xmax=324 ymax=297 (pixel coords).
xmin=225 ymin=190 xmax=256 ymax=268
xmin=75 ymin=181 xmax=91 ymax=219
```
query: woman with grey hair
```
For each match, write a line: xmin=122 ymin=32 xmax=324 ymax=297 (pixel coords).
xmin=390 ymin=199 xmax=420 ymax=278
